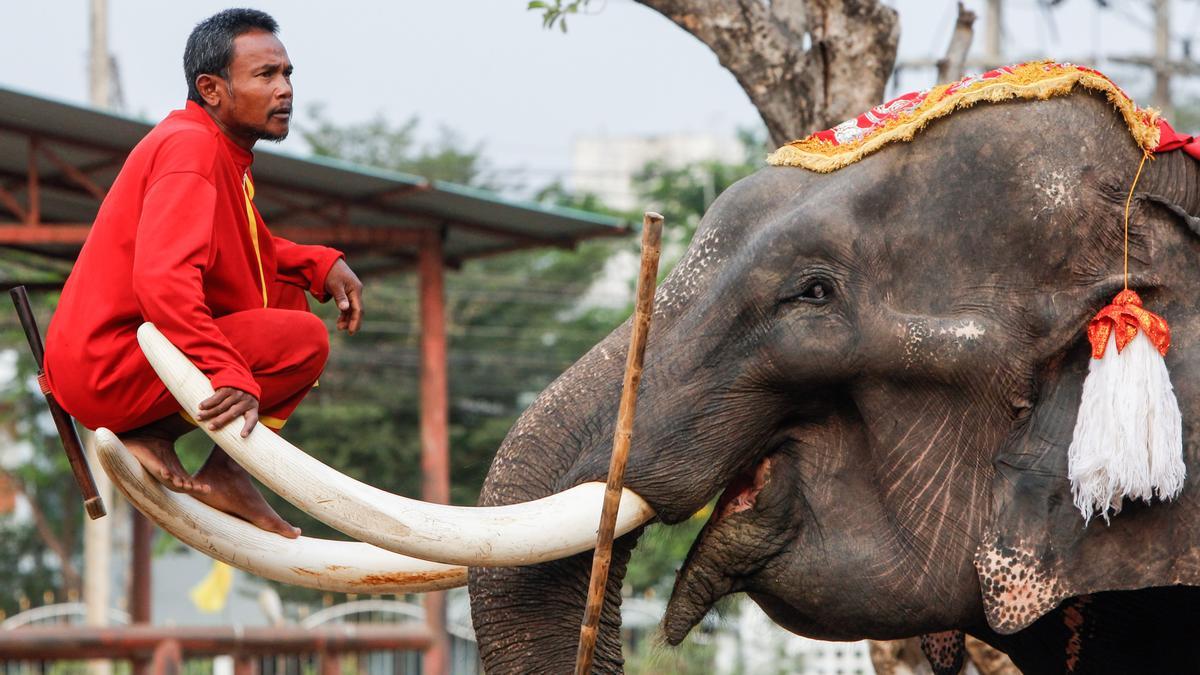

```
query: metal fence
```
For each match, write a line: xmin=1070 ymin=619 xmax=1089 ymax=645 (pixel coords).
xmin=0 ymin=600 xmax=467 ymax=675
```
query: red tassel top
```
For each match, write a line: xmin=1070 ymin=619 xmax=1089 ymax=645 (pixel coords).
xmin=1087 ymin=289 xmax=1171 ymax=358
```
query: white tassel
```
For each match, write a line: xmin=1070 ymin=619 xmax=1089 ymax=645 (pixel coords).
xmin=1069 ymin=331 xmax=1185 ymax=523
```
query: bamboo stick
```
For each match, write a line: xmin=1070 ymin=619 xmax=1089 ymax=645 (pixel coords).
xmin=574 ymin=212 xmax=664 ymax=675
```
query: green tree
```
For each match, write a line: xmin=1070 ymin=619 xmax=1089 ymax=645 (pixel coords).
xmin=301 ymin=105 xmax=502 ymax=189
xmin=0 ymin=291 xmax=86 ymax=618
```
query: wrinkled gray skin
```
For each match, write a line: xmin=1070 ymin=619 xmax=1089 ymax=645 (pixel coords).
xmin=469 ymin=92 xmax=1200 ymax=673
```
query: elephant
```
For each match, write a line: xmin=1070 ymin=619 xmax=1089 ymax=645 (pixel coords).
xmin=468 ymin=88 xmax=1200 ymax=674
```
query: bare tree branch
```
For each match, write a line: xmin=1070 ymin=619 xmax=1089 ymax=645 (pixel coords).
xmin=937 ymin=3 xmax=977 ymax=83
xmin=4 ymin=470 xmax=82 ymax=596
xmin=636 ymin=0 xmax=900 ymax=146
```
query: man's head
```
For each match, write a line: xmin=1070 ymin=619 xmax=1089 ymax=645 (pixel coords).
xmin=184 ymin=9 xmax=293 ymax=147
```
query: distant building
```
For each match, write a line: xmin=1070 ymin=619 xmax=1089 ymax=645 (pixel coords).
xmin=569 ymin=132 xmax=744 ymax=212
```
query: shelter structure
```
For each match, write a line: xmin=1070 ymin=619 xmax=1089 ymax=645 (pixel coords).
xmin=0 ymin=85 xmax=629 ymax=674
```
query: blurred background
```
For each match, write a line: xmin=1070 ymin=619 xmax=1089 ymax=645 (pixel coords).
xmin=0 ymin=1 xmax=1196 ymax=673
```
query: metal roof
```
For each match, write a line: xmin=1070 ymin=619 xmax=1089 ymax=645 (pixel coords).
xmin=0 ymin=85 xmax=630 ymax=283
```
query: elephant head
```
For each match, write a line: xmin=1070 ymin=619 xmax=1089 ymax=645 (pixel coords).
xmin=468 ymin=91 xmax=1200 ymax=673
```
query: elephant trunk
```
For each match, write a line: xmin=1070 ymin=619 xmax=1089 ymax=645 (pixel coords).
xmin=469 ymin=533 xmax=642 ymax=673
xmin=470 ymin=321 xmax=642 ymax=673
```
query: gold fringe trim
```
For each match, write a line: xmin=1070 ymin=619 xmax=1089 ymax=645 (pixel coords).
xmin=767 ymin=62 xmax=1161 ymax=173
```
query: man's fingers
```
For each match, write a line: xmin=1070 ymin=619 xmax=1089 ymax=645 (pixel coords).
xmin=198 ymin=390 xmax=230 ymax=411
xmin=240 ymin=408 xmax=259 ymax=438
xmin=206 ymin=397 xmax=255 ymax=430
xmin=348 ymin=286 xmax=364 ymax=334
xmin=334 ymin=285 xmax=350 ymax=312
xmin=196 ymin=392 xmax=236 ymax=420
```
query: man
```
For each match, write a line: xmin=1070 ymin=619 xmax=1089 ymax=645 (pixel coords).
xmin=44 ymin=8 xmax=362 ymax=538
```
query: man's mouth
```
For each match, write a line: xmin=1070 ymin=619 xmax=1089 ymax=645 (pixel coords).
xmin=270 ymin=109 xmax=292 ymax=120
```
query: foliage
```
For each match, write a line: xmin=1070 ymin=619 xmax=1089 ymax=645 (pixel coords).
xmin=634 ymin=128 xmax=768 ymax=248
xmin=527 ymin=0 xmax=592 ymax=33
xmin=1171 ymin=97 xmax=1200 ymax=135
xmin=0 ymin=293 xmax=85 ymax=617
xmin=300 ymin=105 xmax=502 ymax=190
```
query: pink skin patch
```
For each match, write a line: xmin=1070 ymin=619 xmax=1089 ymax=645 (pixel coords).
xmin=714 ymin=456 xmax=774 ymax=521
xmin=919 ymin=631 xmax=966 ymax=675
xmin=975 ymin=538 xmax=1064 ymax=633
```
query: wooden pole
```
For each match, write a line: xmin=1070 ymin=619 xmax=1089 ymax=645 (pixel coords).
xmin=1152 ymin=0 xmax=1172 ymax=118
xmin=9 ymin=286 xmax=106 ymax=518
xmin=574 ymin=212 xmax=663 ymax=675
xmin=89 ymin=0 xmax=111 ymax=110
xmin=83 ymin=433 xmax=113 ymax=675
xmin=937 ymin=3 xmax=977 ymax=83
xmin=130 ymin=510 xmax=154 ymax=675
xmin=417 ymin=228 xmax=450 ymax=675
xmin=984 ymin=0 xmax=1002 ymax=68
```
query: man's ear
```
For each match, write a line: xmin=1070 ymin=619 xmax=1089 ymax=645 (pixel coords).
xmin=195 ymin=74 xmax=224 ymax=107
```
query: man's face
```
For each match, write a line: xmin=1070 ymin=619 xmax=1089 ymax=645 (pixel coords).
xmin=212 ymin=30 xmax=293 ymax=143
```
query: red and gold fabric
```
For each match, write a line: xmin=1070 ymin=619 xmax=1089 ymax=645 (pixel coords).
xmin=768 ymin=61 xmax=1174 ymax=172
xmin=1087 ymin=289 xmax=1171 ymax=359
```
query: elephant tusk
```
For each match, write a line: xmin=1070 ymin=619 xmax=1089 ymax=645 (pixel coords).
xmin=136 ymin=323 xmax=657 ymax=567
xmin=94 ymin=428 xmax=468 ymax=593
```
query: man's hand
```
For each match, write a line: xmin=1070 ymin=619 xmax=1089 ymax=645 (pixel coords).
xmin=325 ymin=258 xmax=364 ymax=335
xmin=196 ymin=387 xmax=259 ymax=438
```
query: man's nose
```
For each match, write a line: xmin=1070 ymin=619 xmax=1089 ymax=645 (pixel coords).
xmin=277 ymin=79 xmax=293 ymax=101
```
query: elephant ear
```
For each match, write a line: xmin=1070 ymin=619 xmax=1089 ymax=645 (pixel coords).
xmin=977 ymin=339 xmax=1200 ymax=634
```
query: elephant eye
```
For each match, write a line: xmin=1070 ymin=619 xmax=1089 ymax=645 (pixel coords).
xmin=782 ymin=279 xmax=834 ymax=305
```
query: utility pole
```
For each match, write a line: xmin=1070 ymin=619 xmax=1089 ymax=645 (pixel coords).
xmin=984 ymin=0 xmax=1002 ymax=68
xmin=1152 ymin=0 xmax=1172 ymax=118
xmin=82 ymin=440 xmax=112 ymax=675
xmin=1110 ymin=0 xmax=1192 ymax=121
xmin=86 ymin=7 xmax=116 ymax=675
xmin=89 ymin=0 xmax=111 ymax=109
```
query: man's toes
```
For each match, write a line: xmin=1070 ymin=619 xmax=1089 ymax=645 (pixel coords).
xmin=257 ymin=516 xmax=300 ymax=539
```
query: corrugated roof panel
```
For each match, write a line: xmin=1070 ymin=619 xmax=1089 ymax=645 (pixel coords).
xmin=0 ymin=85 xmax=630 ymax=281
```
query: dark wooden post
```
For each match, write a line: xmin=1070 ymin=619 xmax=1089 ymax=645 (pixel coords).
xmin=417 ymin=228 xmax=450 ymax=675
xmin=130 ymin=511 xmax=154 ymax=675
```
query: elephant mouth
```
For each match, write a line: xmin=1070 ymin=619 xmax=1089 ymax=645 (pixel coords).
xmin=661 ymin=450 xmax=785 ymax=644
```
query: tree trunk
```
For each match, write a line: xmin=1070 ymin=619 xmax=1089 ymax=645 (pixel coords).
xmin=6 ymin=471 xmax=83 ymax=597
xmin=635 ymin=0 xmax=900 ymax=146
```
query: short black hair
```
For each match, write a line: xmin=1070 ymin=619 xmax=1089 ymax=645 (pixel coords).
xmin=183 ymin=8 xmax=279 ymax=105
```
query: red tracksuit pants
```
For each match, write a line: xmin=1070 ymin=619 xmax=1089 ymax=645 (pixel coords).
xmin=73 ymin=308 xmax=328 ymax=433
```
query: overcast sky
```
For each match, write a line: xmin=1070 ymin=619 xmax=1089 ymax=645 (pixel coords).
xmin=1 ymin=0 xmax=1195 ymax=195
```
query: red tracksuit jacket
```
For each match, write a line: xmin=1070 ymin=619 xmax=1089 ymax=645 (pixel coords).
xmin=45 ymin=101 xmax=343 ymax=430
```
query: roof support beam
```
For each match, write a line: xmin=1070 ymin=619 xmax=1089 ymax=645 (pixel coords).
xmin=254 ymin=177 xmax=576 ymax=248
xmin=257 ymin=190 xmax=346 ymax=226
xmin=417 ymin=227 xmax=450 ymax=675
xmin=0 ymin=223 xmax=433 ymax=248
xmin=27 ymin=136 xmax=40 ymax=225
xmin=0 ymin=185 xmax=28 ymax=222
xmin=272 ymin=224 xmax=426 ymax=248
xmin=40 ymin=144 xmax=107 ymax=201
xmin=0 ymin=224 xmax=90 ymax=243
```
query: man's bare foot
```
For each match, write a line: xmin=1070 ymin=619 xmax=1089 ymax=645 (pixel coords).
xmin=193 ymin=446 xmax=300 ymax=539
xmin=121 ymin=434 xmax=211 ymax=495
